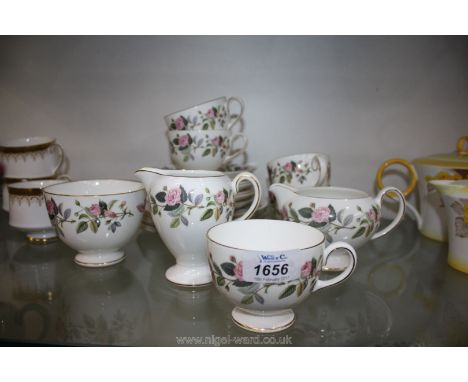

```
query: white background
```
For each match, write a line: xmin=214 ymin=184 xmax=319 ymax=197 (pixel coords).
xmin=0 ymin=36 xmax=467 ymax=205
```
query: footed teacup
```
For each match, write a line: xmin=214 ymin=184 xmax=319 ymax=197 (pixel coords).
xmin=269 ymin=184 xmax=406 ymax=270
xmin=42 ymin=180 xmax=146 ymax=267
xmin=207 ymin=219 xmax=357 ymax=333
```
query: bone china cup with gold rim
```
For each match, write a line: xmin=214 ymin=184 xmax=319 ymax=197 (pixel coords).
xmin=164 ymin=96 xmax=244 ymax=131
xmin=267 ymin=153 xmax=330 ymax=189
xmin=376 ymin=136 xmax=468 ymax=242
xmin=269 ymin=184 xmax=406 ymax=270
xmin=167 ymin=129 xmax=248 ymax=171
xmin=8 ymin=179 xmax=70 ymax=243
xmin=430 ymin=180 xmax=468 ymax=274
xmin=0 ymin=137 xmax=64 ymax=179
xmin=42 ymin=180 xmax=146 ymax=268
xmin=135 ymin=167 xmax=262 ymax=287
xmin=207 ymin=219 xmax=357 ymax=333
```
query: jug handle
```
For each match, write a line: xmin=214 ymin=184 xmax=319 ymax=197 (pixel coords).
xmin=375 ymin=158 xmax=422 ymax=229
xmin=231 ymin=172 xmax=262 ymax=221
xmin=313 ymin=242 xmax=357 ymax=292
xmin=226 ymin=96 xmax=245 ymax=130
xmin=370 ymin=186 xmax=406 ymax=241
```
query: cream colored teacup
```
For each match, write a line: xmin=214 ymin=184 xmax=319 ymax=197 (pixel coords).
xmin=0 ymin=137 xmax=64 ymax=179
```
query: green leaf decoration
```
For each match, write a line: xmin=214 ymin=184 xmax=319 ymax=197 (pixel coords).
xmin=279 ymin=175 xmax=285 ymax=183
xmin=77 ymin=214 xmax=87 ymax=221
xmin=216 ymin=276 xmax=225 ymax=286
xmin=58 ymin=203 xmax=63 ymax=215
xmin=170 ymin=217 xmax=181 ymax=228
xmin=352 ymin=226 xmax=366 ymax=239
xmin=356 ymin=205 xmax=362 ymax=212
xmin=164 ymin=203 xmax=181 ymax=212
xmin=194 ymin=194 xmax=203 ymax=206
xmin=180 ymin=215 xmax=189 ymax=226
xmin=200 ymin=209 xmax=214 ymax=221
xmin=220 ymin=262 xmax=235 ymax=276
xmin=254 ymin=294 xmax=264 ymax=304
xmin=155 ymin=192 xmax=166 ymax=203
xmin=99 ymin=201 xmax=108 ymax=211
xmin=223 ymin=189 xmax=229 ymax=201
xmin=152 ymin=204 xmax=159 ymax=215
xmin=328 ymin=204 xmax=337 ymax=222
xmin=76 ymin=221 xmax=88 ymax=234
xmin=108 ymin=200 xmax=118 ymax=210
xmin=337 ymin=209 xmax=344 ymax=224
xmin=241 ymin=295 xmax=254 ymax=305
xmin=75 ymin=200 xmax=81 ymax=206
xmin=309 ymin=220 xmax=327 ymax=228
xmin=289 ymin=207 xmax=300 ymax=222
xmin=89 ymin=220 xmax=99 ymax=233
xmin=297 ymin=281 xmax=305 ymax=297
xmin=212 ymin=146 xmax=218 ymax=157
xmin=214 ymin=208 xmax=221 ymax=221
xmin=211 ymin=261 xmax=222 ymax=276
xmin=63 ymin=209 xmax=71 ymax=220
xmin=279 ymin=284 xmax=297 ymax=299
xmin=343 ymin=214 xmax=353 ymax=226
xmin=202 ymin=148 xmax=211 ymax=157
xmin=180 ymin=186 xmax=188 ymax=203
xmin=298 ymin=207 xmax=313 ymax=219
xmin=233 ymin=280 xmax=253 ymax=287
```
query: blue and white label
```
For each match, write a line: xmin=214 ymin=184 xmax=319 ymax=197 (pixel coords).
xmin=243 ymin=250 xmax=301 ymax=283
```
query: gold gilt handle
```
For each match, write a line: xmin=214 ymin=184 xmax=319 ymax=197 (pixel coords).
xmin=375 ymin=158 xmax=418 ymax=198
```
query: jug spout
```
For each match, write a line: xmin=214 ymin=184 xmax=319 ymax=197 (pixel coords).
xmin=268 ymin=183 xmax=298 ymax=206
xmin=134 ymin=167 xmax=165 ymax=191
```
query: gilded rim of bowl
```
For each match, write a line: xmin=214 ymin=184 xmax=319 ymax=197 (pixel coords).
xmin=42 ymin=179 xmax=145 ymax=197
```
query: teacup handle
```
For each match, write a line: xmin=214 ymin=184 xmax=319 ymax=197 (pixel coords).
xmin=222 ymin=133 xmax=248 ymax=166
xmin=231 ymin=171 xmax=262 ymax=221
xmin=371 ymin=186 xmax=406 ymax=241
xmin=226 ymin=96 xmax=245 ymax=130
xmin=50 ymin=143 xmax=65 ymax=176
xmin=313 ymin=155 xmax=330 ymax=186
xmin=313 ymin=242 xmax=357 ymax=292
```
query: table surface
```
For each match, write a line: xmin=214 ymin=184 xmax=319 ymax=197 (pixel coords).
xmin=1 ymin=208 xmax=468 ymax=346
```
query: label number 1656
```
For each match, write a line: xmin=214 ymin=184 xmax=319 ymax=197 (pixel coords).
xmin=254 ymin=264 xmax=289 ymax=276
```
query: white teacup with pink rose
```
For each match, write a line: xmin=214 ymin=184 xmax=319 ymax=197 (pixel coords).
xmin=167 ymin=130 xmax=248 ymax=171
xmin=269 ymin=184 xmax=406 ymax=271
xmin=164 ymin=96 xmax=244 ymax=131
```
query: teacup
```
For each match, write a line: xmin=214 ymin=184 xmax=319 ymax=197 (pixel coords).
xmin=269 ymin=184 xmax=406 ymax=270
xmin=8 ymin=179 xmax=70 ymax=243
xmin=267 ymin=153 xmax=330 ymax=188
xmin=0 ymin=137 xmax=64 ymax=178
xmin=43 ymin=180 xmax=146 ymax=267
xmin=207 ymin=219 xmax=357 ymax=333
xmin=3 ymin=175 xmax=70 ymax=212
xmin=167 ymin=130 xmax=248 ymax=170
xmin=135 ymin=167 xmax=262 ymax=286
xmin=164 ymin=96 xmax=244 ymax=131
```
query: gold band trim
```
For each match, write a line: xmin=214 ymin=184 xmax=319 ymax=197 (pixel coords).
xmin=0 ymin=139 xmax=56 ymax=153
xmin=8 ymin=187 xmax=44 ymax=196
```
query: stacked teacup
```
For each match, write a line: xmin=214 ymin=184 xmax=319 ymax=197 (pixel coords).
xmin=164 ymin=96 xmax=246 ymax=171
xmin=0 ymin=136 xmax=70 ymax=243
xmin=163 ymin=96 xmax=258 ymax=220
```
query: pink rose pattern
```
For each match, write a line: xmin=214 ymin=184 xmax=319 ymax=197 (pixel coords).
xmin=169 ymin=132 xmax=228 ymax=162
xmin=282 ymin=202 xmax=380 ymax=241
xmin=311 ymin=206 xmax=331 ymax=223
xmin=209 ymin=253 xmax=323 ymax=305
xmin=269 ymin=160 xmax=315 ymax=185
xmin=45 ymin=198 xmax=142 ymax=237
xmin=150 ymin=185 xmax=233 ymax=228
xmin=169 ymin=105 xmax=226 ymax=130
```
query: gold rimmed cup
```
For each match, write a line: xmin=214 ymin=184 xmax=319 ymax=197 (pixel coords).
xmin=8 ymin=179 xmax=70 ymax=243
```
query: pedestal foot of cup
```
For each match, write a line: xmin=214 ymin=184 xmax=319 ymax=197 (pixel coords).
xmin=74 ymin=251 xmax=125 ymax=268
xmin=26 ymin=229 xmax=58 ymax=244
xmin=322 ymin=247 xmax=350 ymax=272
xmin=165 ymin=264 xmax=212 ymax=286
xmin=231 ymin=307 xmax=295 ymax=333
